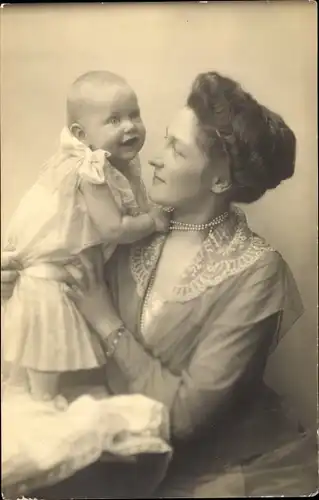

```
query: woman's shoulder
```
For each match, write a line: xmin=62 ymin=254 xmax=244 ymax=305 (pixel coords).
xmin=199 ymin=219 xmax=285 ymax=292
xmin=227 ymin=207 xmax=289 ymax=280
xmin=225 ymin=235 xmax=303 ymax=341
xmin=248 ymin=235 xmax=284 ymax=270
xmin=229 ymin=231 xmax=292 ymax=305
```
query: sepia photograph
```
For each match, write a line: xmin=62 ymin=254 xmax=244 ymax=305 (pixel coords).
xmin=1 ymin=2 xmax=318 ymax=498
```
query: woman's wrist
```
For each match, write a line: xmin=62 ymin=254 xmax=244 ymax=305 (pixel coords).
xmin=94 ymin=314 xmax=123 ymax=341
xmin=103 ymin=324 xmax=127 ymax=358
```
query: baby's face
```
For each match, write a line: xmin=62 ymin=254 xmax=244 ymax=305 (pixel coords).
xmin=81 ymin=83 xmax=146 ymax=163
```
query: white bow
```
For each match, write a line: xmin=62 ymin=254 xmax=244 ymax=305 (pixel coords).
xmin=59 ymin=127 xmax=111 ymax=184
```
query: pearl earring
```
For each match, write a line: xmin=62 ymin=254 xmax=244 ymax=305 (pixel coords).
xmin=211 ymin=181 xmax=232 ymax=194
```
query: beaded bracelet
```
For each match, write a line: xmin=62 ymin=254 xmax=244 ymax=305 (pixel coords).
xmin=104 ymin=325 xmax=126 ymax=358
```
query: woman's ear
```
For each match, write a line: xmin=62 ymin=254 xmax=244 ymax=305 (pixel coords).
xmin=70 ymin=123 xmax=86 ymax=142
xmin=211 ymin=177 xmax=232 ymax=194
xmin=211 ymin=157 xmax=232 ymax=194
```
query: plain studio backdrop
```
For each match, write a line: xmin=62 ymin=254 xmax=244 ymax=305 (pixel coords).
xmin=1 ymin=3 xmax=317 ymax=429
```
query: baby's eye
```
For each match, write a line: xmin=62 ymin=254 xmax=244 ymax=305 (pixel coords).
xmin=130 ymin=110 xmax=141 ymax=120
xmin=108 ymin=116 xmax=121 ymax=126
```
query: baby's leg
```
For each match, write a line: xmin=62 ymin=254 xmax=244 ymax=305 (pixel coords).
xmin=27 ymin=369 xmax=68 ymax=410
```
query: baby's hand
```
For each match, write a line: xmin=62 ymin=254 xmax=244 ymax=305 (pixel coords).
xmin=149 ymin=207 xmax=171 ymax=233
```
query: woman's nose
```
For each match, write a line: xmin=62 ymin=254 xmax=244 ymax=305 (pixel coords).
xmin=149 ymin=157 xmax=164 ymax=168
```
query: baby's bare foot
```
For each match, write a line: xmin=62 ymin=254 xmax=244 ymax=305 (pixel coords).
xmin=30 ymin=392 xmax=68 ymax=412
xmin=54 ymin=394 xmax=69 ymax=411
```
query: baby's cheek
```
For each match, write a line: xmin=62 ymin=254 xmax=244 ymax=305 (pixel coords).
xmin=140 ymin=122 xmax=146 ymax=138
xmin=102 ymin=128 xmax=120 ymax=150
xmin=138 ymin=123 xmax=146 ymax=146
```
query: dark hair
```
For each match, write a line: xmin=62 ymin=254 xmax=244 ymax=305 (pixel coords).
xmin=187 ymin=72 xmax=296 ymax=203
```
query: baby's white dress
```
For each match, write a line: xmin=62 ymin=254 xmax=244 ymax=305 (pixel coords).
xmin=2 ymin=127 xmax=147 ymax=373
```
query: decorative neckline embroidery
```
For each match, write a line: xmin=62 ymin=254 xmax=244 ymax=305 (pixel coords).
xmin=130 ymin=206 xmax=275 ymax=303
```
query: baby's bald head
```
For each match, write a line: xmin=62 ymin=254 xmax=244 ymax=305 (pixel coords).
xmin=67 ymin=70 xmax=128 ymax=127
xmin=65 ymin=70 xmax=146 ymax=161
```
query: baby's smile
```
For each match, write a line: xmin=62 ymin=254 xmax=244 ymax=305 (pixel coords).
xmin=120 ymin=136 xmax=139 ymax=147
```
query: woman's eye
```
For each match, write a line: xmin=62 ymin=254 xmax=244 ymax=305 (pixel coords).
xmin=174 ymin=148 xmax=184 ymax=157
xmin=172 ymin=143 xmax=184 ymax=158
xmin=164 ymin=135 xmax=184 ymax=157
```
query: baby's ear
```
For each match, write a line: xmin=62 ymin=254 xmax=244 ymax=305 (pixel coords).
xmin=70 ymin=123 xmax=86 ymax=142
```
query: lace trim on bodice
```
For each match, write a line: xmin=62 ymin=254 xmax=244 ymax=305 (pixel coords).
xmin=130 ymin=206 xmax=275 ymax=303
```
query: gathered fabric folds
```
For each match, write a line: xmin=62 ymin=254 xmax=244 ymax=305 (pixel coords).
xmin=2 ymin=387 xmax=172 ymax=499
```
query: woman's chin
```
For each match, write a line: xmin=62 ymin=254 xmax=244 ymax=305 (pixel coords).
xmin=148 ymin=190 xmax=170 ymax=207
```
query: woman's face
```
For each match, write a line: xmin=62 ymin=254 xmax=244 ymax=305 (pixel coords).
xmin=148 ymin=107 xmax=216 ymax=209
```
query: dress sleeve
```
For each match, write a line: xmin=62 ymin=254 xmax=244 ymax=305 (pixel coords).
xmin=106 ymin=252 xmax=300 ymax=441
xmin=78 ymin=180 xmax=123 ymax=242
xmin=77 ymin=149 xmax=110 ymax=185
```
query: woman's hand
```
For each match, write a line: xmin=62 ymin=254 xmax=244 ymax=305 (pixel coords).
xmin=65 ymin=248 xmax=122 ymax=337
xmin=1 ymin=251 xmax=20 ymax=302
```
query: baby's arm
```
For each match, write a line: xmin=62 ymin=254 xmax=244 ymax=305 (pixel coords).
xmin=80 ymin=180 xmax=158 ymax=244
xmin=117 ymin=214 xmax=156 ymax=244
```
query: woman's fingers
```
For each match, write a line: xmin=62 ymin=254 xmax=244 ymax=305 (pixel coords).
xmin=89 ymin=249 xmax=105 ymax=288
xmin=1 ymin=251 xmax=20 ymax=270
xmin=64 ymin=264 xmax=86 ymax=290
xmin=1 ymin=283 xmax=14 ymax=301
xmin=63 ymin=282 xmax=83 ymax=303
xmin=95 ymin=249 xmax=105 ymax=281
xmin=65 ymin=248 xmax=104 ymax=293
xmin=1 ymin=268 xmax=18 ymax=301
xmin=77 ymin=250 xmax=101 ymax=289
xmin=1 ymin=270 xmax=18 ymax=283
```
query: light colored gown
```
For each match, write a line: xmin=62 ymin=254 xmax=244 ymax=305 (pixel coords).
xmin=2 ymin=127 xmax=148 ymax=374
xmin=1 ymin=134 xmax=172 ymax=500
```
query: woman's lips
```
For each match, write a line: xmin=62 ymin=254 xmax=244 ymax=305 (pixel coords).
xmin=153 ymin=173 xmax=165 ymax=184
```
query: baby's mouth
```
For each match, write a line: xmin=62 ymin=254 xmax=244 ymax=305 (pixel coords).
xmin=121 ymin=137 xmax=139 ymax=148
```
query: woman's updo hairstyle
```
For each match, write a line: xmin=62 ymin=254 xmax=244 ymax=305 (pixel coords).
xmin=187 ymin=72 xmax=296 ymax=203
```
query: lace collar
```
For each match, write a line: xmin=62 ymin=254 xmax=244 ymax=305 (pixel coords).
xmin=130 ymin=206 xmax=275 ymax=303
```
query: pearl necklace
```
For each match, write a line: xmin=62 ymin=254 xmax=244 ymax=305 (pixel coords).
xmin=169 ymin=211 xmax=229 ymax=232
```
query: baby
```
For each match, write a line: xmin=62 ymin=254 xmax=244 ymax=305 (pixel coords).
xmin=2 ymin=70 xmax=168 ymax=409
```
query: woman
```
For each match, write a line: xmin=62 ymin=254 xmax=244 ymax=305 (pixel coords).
xmin=2 ymin=71 xmax=317 ymax=497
